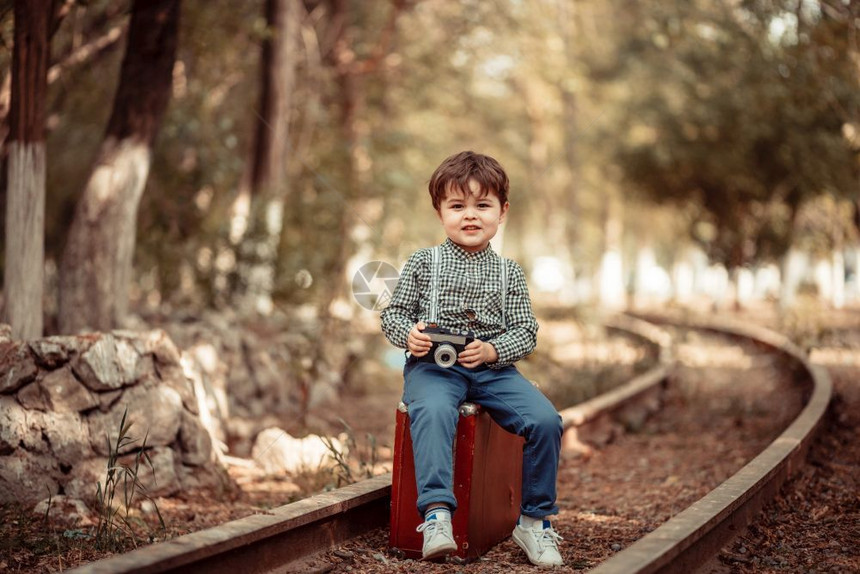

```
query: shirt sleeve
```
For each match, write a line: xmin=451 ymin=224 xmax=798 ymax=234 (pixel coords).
xmin=380 ymin=250 xmax=426 ymax=349
xmin=488 ymin=259 xmax=538 ymax=368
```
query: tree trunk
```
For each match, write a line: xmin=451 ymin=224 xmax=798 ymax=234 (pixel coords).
xmin=229 ymin=0 xmax=301 ymax=315
xmin=831 ymin=249 xmax=845 ymax=309
xmin=779 ymin=247 xmax=806 ymax=310
xmin=315 ymin=0 xmax=360 ymax=323
xmin=598 ymin=193 xmax=626 ymax=309
xmin=317 ymin=0 xmax=409 ymax=323
xmin=4 ymin=0 xmax=51 ymax=340
xmin=557 ymin=0 xmax=580 ymax=258
xmin=58 ymin=0 xmax=179 ymax=334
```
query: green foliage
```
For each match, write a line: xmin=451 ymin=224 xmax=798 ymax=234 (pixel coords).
xmin=597 ymin=0 xmax=859 ymax=269
xmin=94 ymin=408 xmax=165 ymax=552
xmin=8 ymin=0 xmax=857 ymax=312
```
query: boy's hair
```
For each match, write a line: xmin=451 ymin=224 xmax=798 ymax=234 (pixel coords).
xmin=428 ymin=151 xmax=510 ymax=211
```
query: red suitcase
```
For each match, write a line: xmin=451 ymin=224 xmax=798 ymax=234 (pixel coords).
xmin=389 ymin=401 xmax=525 ymax=561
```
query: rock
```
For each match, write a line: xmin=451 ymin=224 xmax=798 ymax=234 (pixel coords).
xmin=63 ymin=458 xmax=107 ymax=504
xmin=42 ymin=411 xmax=93 ymax=465
xmin=97 ymin=389 xmax=123 ymax=412
xmin=39 ymin=367 xmax=99 ymax=413
xmin=372 ymin=553 xmax=388 ymax=564
xmin=180 ymin=345 xmax=228 ymax=435
xmin=17 ymin=381 xmax=51 ymax=411
xmin=32 ymin=495 xmax=95 ymax=528
xmin=28 ymin=336 xmax=79 ymax=369
xmin=0 ymin=450 xmax=60 ymax=504
xmin=308 ymin=370 xmax=341 ymax=410
xmin=139 ymin=329 xmax=182 ymax=366
xmin=225 ymin=415 xmax=282 ymax=458
xmin=68 ymin=448 xmax=186 ymax=505
xmin=188 ymin=343 xmax=222 ymax=376
xmin=0 ymin=396 xmax=48 ymax=454
xmin=251 ymin=427 xmax=347 ymax=475
xmin=177 ymin=461 xmax=232 ymax=493
xmin=0 ymin=327 xmax=233 ymax=505
xmin=178 ymin=410 xmax=213 ymax=466
xmin=133 ymin=355 xmax=156 ymax=384
xmin=155 ymin=362 xmax=198 ymax=415
xmin=140 ymin=499 xmax=158 ymax=515
xmin=132 ymin=446 xmax=180 ymax=498
xmin=246 ymin=348 xmax=281 ymax=397
xmin=72 ymin=334 xmax=140 ymax=391
xmin=0 ymin=342 xmax=38 ymax=394
xmin=88 ymin=383 xmax=184 ymax=456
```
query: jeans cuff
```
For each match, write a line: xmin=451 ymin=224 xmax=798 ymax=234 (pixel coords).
xmin=416 ymin=489 xmax=458 ymax=516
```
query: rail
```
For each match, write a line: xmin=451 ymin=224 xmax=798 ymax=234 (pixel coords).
xmin=591 ymin=315 xmax=832 ymax=574
xmin=70 ymin=315 xmax=829 ymax=573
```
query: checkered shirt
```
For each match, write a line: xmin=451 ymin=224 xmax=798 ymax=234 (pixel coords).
xmin=380 ymin=238 xmax=539 ymax=368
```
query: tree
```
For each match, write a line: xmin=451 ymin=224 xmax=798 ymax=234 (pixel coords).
xmin=602 ymin=0 xmax=858 ymax=272
xmin=58 ymin=0 xmax=179 ymax=334
xmin=227 ymin=0 xmax=301 ymax=315
xmin=4 ymin=0 xmax=51 ymax=339
xmin=2 ymin=2 xmax=127 ymax=277
xmin=315 ymin=0 xmax=411 ymax=318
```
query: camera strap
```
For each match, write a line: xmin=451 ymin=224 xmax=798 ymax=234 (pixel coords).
xmin=428 ymin=245 xmax=508 ymax=330
xmin=500 ymin=254 xmax=507 ymax=330
xmin=429 ymin=245 xmax=441 ymax=324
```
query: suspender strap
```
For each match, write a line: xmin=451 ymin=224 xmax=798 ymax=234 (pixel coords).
xmin=428 ymin=244 xmax=508 ymax=330
xmin=500 ymin=255 xmax=507 ymax=330
xmin=428 ymin=246 xmax=441 ymax=324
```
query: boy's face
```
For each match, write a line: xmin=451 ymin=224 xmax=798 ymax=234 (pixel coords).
xmin=436 ymin=178 xmax=509 ymax=253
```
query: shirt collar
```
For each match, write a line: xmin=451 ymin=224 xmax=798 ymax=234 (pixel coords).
xmin=442 ymin=237 xmax=495 ymax=262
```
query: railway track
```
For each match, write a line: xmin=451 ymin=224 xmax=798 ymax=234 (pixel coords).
xmin=68 ymin=314 xmax=831 ymax=574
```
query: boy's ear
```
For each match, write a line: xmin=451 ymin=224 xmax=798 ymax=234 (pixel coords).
xmin=499 ymin=201 xmax=510 ymax=223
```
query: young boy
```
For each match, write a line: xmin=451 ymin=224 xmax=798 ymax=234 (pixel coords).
xmin=381 ymin=151 xmax=564 ymax=567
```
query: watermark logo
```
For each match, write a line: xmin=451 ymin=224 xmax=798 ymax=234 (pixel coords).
xmin=352 ymin=261 xmax=399 ymax=311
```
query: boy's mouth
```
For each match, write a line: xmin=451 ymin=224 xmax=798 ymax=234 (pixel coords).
xmin=462 ymin=225 xmax=481 ymax=231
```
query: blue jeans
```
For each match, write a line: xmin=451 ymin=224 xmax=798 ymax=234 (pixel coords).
xmin=403 ymin=359 xmax=562 ymax=518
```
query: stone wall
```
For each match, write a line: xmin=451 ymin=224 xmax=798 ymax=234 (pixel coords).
xmin=0 ymin=325 xmax=225 ymax=506
xmin=153 ymin=309 xmax=348 ymax=457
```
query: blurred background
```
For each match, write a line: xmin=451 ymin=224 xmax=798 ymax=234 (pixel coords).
xmin=1 ymin=0 xmax=858 ymax=335
xmin=1 ymin=2 xmax=859 ymax=526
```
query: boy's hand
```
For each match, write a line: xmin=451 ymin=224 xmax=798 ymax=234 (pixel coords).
xmin=407 ymin=322 xmax=432 ymax=357
xmin=458 ymin=340 xmax=498 ymax=368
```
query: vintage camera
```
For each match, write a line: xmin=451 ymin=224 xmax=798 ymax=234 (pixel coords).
xmin=418 ymin=324 xmax=474 ymax=368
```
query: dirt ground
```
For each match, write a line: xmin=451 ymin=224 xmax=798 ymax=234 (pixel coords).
xmin=298 ymin=326 xmax=811 ymax=572
xmin=709 ymin=355 xmax=860 ymax=573
xmin=1 ymin=308 xmax=858 ymax=573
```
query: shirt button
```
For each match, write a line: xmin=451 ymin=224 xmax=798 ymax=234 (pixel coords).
xmin=465 ymin=309 xmax=477 ymax=321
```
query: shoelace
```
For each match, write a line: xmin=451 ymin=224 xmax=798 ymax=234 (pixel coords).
xmin=416 ymin=520 xmax=448 ymax=534
xmin=535 ymin=527 xmax=563 ymax=553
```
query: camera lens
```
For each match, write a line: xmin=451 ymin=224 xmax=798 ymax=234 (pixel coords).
xmin=434 ymin=344 xmax=457 ymax=368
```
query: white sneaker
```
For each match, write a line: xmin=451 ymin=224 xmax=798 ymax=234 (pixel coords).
xmin=416 ymin=515 xmax=457 ymax=560
xmin=512 ymin=521 xmax=564 ymax=567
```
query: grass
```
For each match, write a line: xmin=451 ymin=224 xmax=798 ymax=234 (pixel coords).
xmin=94 ymin=407 xmax=166 ymax=552
xmin=0 ymin=408 xmax=173 ymax=571
xmin=323 ymin=418 xmax=380 ymax=488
